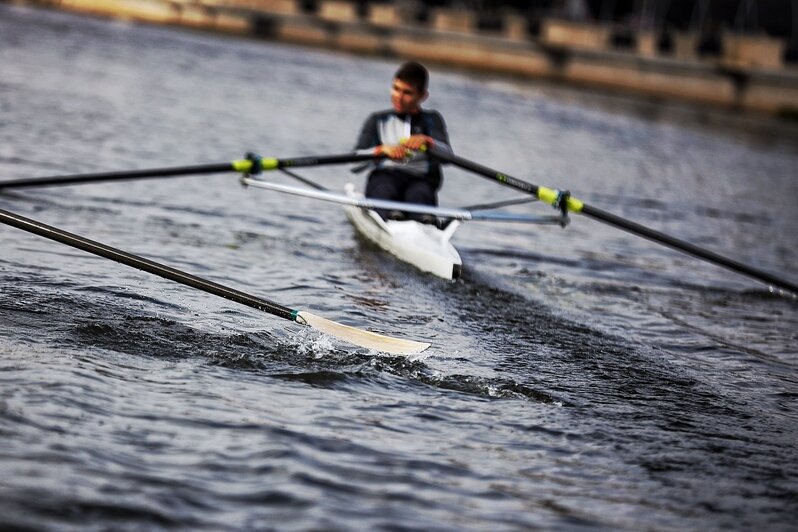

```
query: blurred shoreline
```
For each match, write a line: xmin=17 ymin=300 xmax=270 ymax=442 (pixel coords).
xmin=8 ymin=0 xmax=798 ymax=124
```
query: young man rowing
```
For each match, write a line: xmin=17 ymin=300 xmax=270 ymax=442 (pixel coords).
xmin=354 ymin=61 xmax=453 ymax=223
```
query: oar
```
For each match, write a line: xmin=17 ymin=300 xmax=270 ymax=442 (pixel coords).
xmin=0 ymin=153 xmax=379 ymax=189
xmin=432 ymin=151 xmax=797 ymax=294
xmin=0 ymin=208 xmax=429 ymax=355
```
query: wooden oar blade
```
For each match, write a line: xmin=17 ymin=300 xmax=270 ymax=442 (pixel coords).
xmin=296 ymin=311 xmax=430 ymax=355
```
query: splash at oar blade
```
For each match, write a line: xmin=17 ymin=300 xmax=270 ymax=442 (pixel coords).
xmin=0 ymin=208 xmax=429 ymax=355
xmin=295 ymin=312 xmax=428 ymax=354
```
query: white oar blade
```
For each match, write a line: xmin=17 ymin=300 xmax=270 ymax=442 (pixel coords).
xmin=296 ymin=311 xmax=430 ymax=355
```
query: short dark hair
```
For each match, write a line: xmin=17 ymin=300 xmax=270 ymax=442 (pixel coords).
xmin=394 ymin=61 xmax=428 ymax=93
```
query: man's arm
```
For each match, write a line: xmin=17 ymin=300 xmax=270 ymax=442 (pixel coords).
xmin=355 ymin=113 xmax=380 ymax=153
xmin=402 ymin=111 xmax=452 ymax=156
xmin=425 ymin=111 xmax=453 ymax=156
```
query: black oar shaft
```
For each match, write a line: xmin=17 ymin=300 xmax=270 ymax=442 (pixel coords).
xmin=0 ymin=208 xmax=295 ymax=320
xmin=273 ymin=153 xmax=378 ymax=169
xmin=580 ymin=204 xmax=798 ymax=293
xmin=0 ymin=163 xmax=235 ymax=188
xmin=0 ymin=153 xmax=380 ymax=189
xmin=435 ymin=151 xmax=796 ymax=293
xmin=437 ymin=152 xmax=539 ymax=195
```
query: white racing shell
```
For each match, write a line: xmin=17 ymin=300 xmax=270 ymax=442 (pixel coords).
xmin=240 ymin=177 xmax=566 ymax=280
xmin=343 ymin=184 xmax=463 ymax=280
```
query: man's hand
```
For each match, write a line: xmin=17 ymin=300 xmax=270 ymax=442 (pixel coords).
xmin=375 ymin=136 xmax=434 ymax=160
xmin=375 ymin=144 xmax=409 ymax=160
xmin=402 ymin=135 xmax=433 ymax=151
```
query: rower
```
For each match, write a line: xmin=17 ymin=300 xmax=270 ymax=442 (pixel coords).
xmin=354 ymin=61 xmax=453 ymax=224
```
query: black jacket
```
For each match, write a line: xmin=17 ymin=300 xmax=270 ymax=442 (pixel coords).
xmin=354 ymin=109 xmax=452 ymax=189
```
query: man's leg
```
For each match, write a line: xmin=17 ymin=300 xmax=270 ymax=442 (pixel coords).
xmin=404 ymin=179 xmax=437 ymax=223
xmin=366 ymin=170 xmax=405 ymax=220
xmin=366 ymin=170 xmax=411 ymax=220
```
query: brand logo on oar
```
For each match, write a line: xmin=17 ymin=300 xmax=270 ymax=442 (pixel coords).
xmin=288 ymin=158 xmax=318 ymax=167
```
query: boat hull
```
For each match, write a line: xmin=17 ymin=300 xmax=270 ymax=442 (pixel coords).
xmin=344 ymin=187 xmax=462 ymax=280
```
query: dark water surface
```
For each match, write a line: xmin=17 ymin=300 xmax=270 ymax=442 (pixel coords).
xmin=1 ymin=5 xmax=797 ymax=530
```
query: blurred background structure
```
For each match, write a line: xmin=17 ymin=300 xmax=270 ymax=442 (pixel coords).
xmin=11 ymin=0 xmax=798 ymax=115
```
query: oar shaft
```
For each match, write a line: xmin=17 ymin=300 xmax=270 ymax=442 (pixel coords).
xmin=265 ymin=153 xmax=379 ymax=169
xmin=0 ymin=208 xmax=295 ymax=320
xmin=0 ymin=153 xmax=380 ymax=189
xmin=436 ymin=152 xmax=538 ymax=195
xmin=580 ymin=204 xmax=798 ymax=293
xmin=0 ymin=163 xmax=235 ymax=188
xmin=436 ymin=151 xmax=796 ymax=293
xmin=434 ymin=151 xmax=583 ymax=211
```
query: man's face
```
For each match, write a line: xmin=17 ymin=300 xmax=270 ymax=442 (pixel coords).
xmin=391 ymin=78 xmax=426 ymax=114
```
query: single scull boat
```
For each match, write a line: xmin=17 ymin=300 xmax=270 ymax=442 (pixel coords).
xmin=239 ymin=176 xmax=567 ymax=280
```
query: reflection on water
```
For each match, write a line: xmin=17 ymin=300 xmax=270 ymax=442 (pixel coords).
xmin=1 ymin=4 xmax=797 ymax=530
